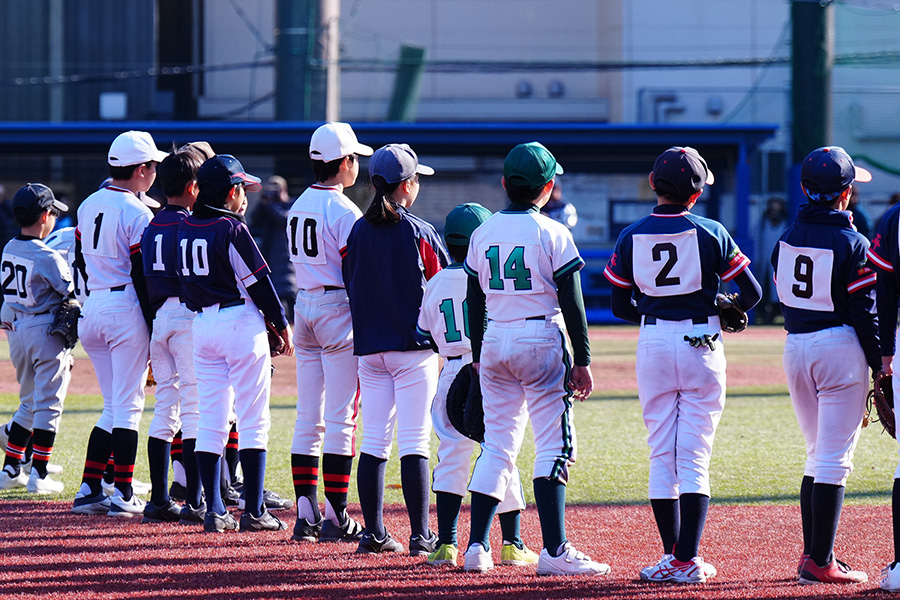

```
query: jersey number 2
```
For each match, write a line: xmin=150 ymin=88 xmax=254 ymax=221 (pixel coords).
xmin=652 ymin=242 xmax=680 ymax=287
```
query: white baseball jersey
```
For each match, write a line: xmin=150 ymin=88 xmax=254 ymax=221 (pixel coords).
xmin=1 ymin=237 xmax=73 ymax=315
xmin=465 ymin=208 xmax=583 ymax=321
xmin=287 ymin=184 xmax=361 ymax=289
xmin=76 ymin=186 xmax=153 ymax=291
xmin=416 ymin=264 xmax=471 ymax=358
xmin=44 ymin=227 xmax=88 ymax=305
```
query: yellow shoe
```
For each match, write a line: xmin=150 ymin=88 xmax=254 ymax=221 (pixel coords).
xmin=426 ymin=543 xmax=459 ymax=566
xmin=501 ymin=542 xmax=539 ymax=566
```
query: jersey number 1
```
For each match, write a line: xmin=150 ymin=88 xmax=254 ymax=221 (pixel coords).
xmin=439 ymin=298 xmax=469 ymax=343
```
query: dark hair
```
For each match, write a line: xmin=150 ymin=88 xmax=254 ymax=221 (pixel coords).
xmin=311 ymin=155 xmax=350 ymax=183
xmin=447 ymin=243 xmax=468 ymax=263
xmin=108 ymin=163 xmax=144 ymax=181
xmin=13 ymin=205 xmax=48 ymax=228
xmin=196 ymin=186 xmax=231 ymax=209
xmin=363 ymin=176 xmax=406 ymax=225
xmin=504 ymin=180 xmax=545 ymax=203
xmin=158 ymin=151 xmax=203 ymax=198
xmin=654 ymin=190 xmax=694 ymax=205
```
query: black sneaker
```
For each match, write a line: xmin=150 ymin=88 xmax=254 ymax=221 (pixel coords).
xmin=356 ymin=530 xmax=404 ymax=554
xmin=240 ymin=509 xmax=288 ymax=532
xmin=222 ymin=485 xmax=240 ymax=507
xmin=179 ymin=502 xmax=207 ymax=525
xmin=203 ymin=510 xmax=238 ymax=533
xmin=168 ymin=481 xmax=186 ymax=502
xmin=291 ymin=517 xmax=322 ymax=542
xmin=141 ymin=499 xmax=182 ymax=524
xmin=409 ymin=530 xmax=438 ymax=557
xmin=319 ymin=513 xmax=364 ymax=543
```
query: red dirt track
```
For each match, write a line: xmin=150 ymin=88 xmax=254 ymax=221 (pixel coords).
xmin=0 ymin=501 xmax=891 ymax=599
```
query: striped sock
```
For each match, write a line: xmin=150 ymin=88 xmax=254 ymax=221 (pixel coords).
xmin=31 ymin=429 xmax=56 ymax=479
xmin=225 ymin=425 xmax=239 ymax=483
xmin=322 ymin=453 xmax=352 ymax=522
xmin=291 ymin=454 xmax=320 ymax=522
xmin=81 ymin=427 xmax=112 ymax=495
xmin=112 ymin=428 xmax=138 ymax=499
xmin=170 ymin=430 xmax=183 ymax=465
xmin=4 ymin=422 xmax=30 ymax=475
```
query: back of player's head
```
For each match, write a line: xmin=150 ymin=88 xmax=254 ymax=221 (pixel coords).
xmin=12 ymin=183 xmax=67 ymax=227
xmin=178 ymin=141 xmax=215 ymax=161
xmin=107 ymin=130 xmax=169 ymax=180
xmin=503 ymin=142 xmax=563 ymax=203
xmin=651 ymin=147 xmax=714 ymax=203
xmin=309 ymin=123 xmax=373 ymax=183
xmin=157 ymin=150 xmax=204 ymax=199
xmin=800 ymin=146 xmax=872 ymax=203
xmin=196 ymin=155 xmax=261 ymax=208
xmin=444 ymin=203 xmax=492 ymax=262
xmin=364 ymin=144 xmax=434 ymax=225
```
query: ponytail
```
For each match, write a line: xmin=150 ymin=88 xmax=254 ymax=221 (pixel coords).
xmin=364 ymin=175 xmax=403 ymax=225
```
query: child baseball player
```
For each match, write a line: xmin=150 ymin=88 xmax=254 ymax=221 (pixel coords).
xmin=463 ymin=142 xmax=605 ymax=575
xmin=417 ymin=202 xmax=538 ymax=568
xmin=773 ymin=146 xmax=879 ymax=585
xmin=287 ymin=122 xmax=371 ymax=544
xmin=605 ymin=146 xmax=761 ymax=583
xmin=0 ymin=184 xmax=73 ymax=494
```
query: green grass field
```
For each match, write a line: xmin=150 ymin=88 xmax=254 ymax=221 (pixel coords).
xmin=1 ymin=327 xmax=897 ymax=507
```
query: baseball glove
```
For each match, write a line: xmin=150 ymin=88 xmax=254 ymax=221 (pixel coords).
xmin=715 ymin=292 xmax=748 ymax=334
xmin=49 ymin=298 xmax=81 ymax=349
xmin=446 ymin=363 xmax=485 ymax=443
xmin=869 ymin=374 xmax=896 ymax=438
xmin=267 ymin=321 xmax=285 ymax=357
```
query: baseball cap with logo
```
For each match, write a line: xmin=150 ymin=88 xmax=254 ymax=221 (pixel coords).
xmin=444 ymin=203 xmax=492 ymax=246
xmin=503 ymin=142 xmax=564 ymax=189
xmin=107 ymin=130 xmax=169 ymax=167
xmin=369 ymin=144 xmax=434 ymax=186
xmin=801 ymin=146 xmax=872 ymax=202
xmin=309 ymin=122 xmax=374 ymax=163
xmin=13 ymin=183 xmax=68 ymax=215
xmin=197 ymin=155 xmax=262 ymax=193
xmin=651 ymin=147 xmax=715 ymax=199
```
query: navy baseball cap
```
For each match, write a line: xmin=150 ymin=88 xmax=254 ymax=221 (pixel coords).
xmin=369 ymin=144 xmax=434 ymax=186
xmin=651 ymin=147 xmax=715 ymax=199
xmin=801 ymin=146 xmax=872 ymax=202
xmin=13 ymin=183 xmax=67 ymax=215
xmin=504 ymin=142 xmax=564 ymax=188
xmin=197 ymin=155 xmax=262 ymax=193
xmin=444 ymin=203 xmax=492 ymax=246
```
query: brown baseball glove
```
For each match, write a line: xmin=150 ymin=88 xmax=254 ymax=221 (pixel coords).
xmin=267 ymin=321 xmax=286 ymax=357
xmin=868 ymin=373 xmax=896 ymax=438
xmin=715 ymin=292 xmax=748 ymax=334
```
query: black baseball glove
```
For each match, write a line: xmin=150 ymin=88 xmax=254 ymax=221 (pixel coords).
xmin=870 ymin=373 xmax=896 ymax=438
xmin=49 ymin=298 xmax=81 ymax=349
xmin=446 ymin=363 xmax=485 ymax=443
xmin=715 ymin=292 xmax=748 ymax=334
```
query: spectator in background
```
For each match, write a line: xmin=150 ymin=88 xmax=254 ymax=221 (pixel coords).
xmin=756 ymin=196 xmax=787 ymax=324
xmin=540 ymin=179 xmax=577 ymax=230
xmin=250 ymin=176 xmax=297 ymax=322
xmin=848 ymin=185 xmax=871 ymax=239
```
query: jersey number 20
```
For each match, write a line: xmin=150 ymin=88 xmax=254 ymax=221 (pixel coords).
xmin=1 ymin=261 xmax=28 ymax=300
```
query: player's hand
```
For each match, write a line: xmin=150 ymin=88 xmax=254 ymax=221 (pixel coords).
xmin=471 ymin=362 xmax=480 ymax=375
xmin=883 ymin=356 xmax=894 ymax=377
xmin=278 ymin=326 xmax=294 ymax=357
xmin=569 ymin=365 xmax=593 ymax=401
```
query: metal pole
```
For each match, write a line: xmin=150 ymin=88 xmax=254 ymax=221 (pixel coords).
xmin=319 ymin=0 xmax=340 ymax=122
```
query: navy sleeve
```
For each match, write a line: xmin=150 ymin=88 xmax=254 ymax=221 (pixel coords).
xmin=130 ymin=250 xmax=153 ymax=331
xmin=733 ymin=269 xmax=763 ymax=312
xmin=466 ymin=273 xmax=486 ymax=363
xmin=247 ymin=276 xmax=288 ymax=331
xmin=877 ymin=271 xmax=899 ymax=357
xmin=557 ymin=270 xmax=591 ymax=366
xmin=610 ymin=284 xmax=640 ymax=324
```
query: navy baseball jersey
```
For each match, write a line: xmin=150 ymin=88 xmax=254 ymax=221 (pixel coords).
xmin=142 ymin=205 xmax=189 ymax=312
xmin=869 ymin=202 xmax=900 ymax=355
xmin=604 ymin=204 xmax=750 ymax=319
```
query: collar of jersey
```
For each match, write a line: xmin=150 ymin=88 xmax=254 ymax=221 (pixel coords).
xmin=163 ymin=205 xmax=189 ymax=214
xmin=798 ymin=202 xmax=853 ymax=228
xmin=193 ymin=201 xmax=246 ymax=224
xmin=501 ymin=202 xmax=539 ymax=213
xmin=651 ymin=204 xmax=690 ymax=217
xmin=310 ymin=184 xmax=340 ymax=191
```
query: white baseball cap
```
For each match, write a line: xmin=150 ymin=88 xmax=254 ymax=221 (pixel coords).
xmin=309 ymin=122 xmax=374 ymax=163
xmin=108 ymin=130 xmax=169 ymax=167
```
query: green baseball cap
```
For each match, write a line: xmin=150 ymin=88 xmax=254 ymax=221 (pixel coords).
xmin=444 ymin=203 xmax=492 ymax=246
xmin=503 ymin=142 xmax=564 ymax=188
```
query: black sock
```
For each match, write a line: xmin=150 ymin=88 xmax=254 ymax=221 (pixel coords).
xmin=436 ymin=492 xmax=463 ymax=546
xmin=240 ymin=448 xmax=266 ymax=518
xmin=499 ymin=510 xmax=523 ymax=547
xmin=673 ymin=493 xmax=709 ymax=562
xmin=533 ymin=477 xmax=566 ymax=554
xmin=800 ymin=475 xmax=814 ymax=555
xmin=357 ymin=453 xmax=386 ymax=538
xmin=3 ymin=422 xmax=31 ymax=475
xmin=103 ymin=456 xmax=115 ymax=485
xmin=23 ymin=433 xmax=33 ymax=463
xmin=111 ymin=428 xmax=139 ymax=499
xmin=147 ymin=436 xmax=171 ymax=505
xmin=291 ymin=454 xmax=320 ymax=522
xmin=322 ymin=453 xmax=353 ymax=520
xmin=650 ymin=498 xmax=679 ymax=555
xmin=810 ymin=483 xmax=844 ymax=567
xmin=30 ymin=429 xmax=56 ymax=478
xmin=197 ymin=451 xmax=225 ymax=515
xmin=181 ymin=438 xmax=202 ymax=509
xmin=400 ymin=454 xmax=430 ymax=538
xmin=467 ymin=492 xmax=499 ymax=552
xmin=225 ymin=424 xmax=239 ymax=483
xmin=81 ymin=427 xmax=113 ymax=495
xmin=170 ymin=430 xmax=183 ymax=472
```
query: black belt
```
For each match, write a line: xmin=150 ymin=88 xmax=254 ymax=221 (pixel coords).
xmin=526 ymin=316 xmax=546 ymax=321
xmin=220 ymin=298 xmax=245 ymax=309
xmin=323 ymin=286 xmax=343 ymax=292
xmin=446 ymin=355 xmax=463 ymax=360
xmin=110 ymin=284 xmax=127 ymax=292
xmin=644 ymin=316 xmax=708 ymax=325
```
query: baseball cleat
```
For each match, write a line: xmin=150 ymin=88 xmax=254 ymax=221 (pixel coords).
xmin=639 ymin=554 xmax=714 ymax=583
xmin=356 ymin=530 xmax=404 ymax=554
xmin=179 ymin=502 xmax=207 ymax=525
xmin=236 ymin=489 xmax=294 ymax=512
xmin=797 ymin=553 xmax=809 ymax=578
xmin=222 ymin=485 xmax=241 ymax=507
xmin=108 ymin=489 xmax=146 ymax=518
xmin=72 ymin=483 xmax=112 ymax=515
xmin=426 ymin=544 xmax=459 ymax=566
xmin=26 ymin=470 xmax=64 ymax=494
xmin=799 ymin=558 xmax=867 ymax=585
xmin=204 ymin=510 xmax=238 ymax=533
xmin=240 ymin=509 xmax=287 ymax=532
xmin=291 ymin=517 xmax=322 ymax=542
xmin=102 ymin=477 xmax=152 ymax=497
xmin=501 ymin=541 xmax=539 ymax=566
xmin=0 ymin=465 xmax=28 ymax=490
xmin=881 ymin=562 xmax=900 ymax=592
xmin=537 ymin=543 xmax=611 ymax=577
xmin=409 ymin=530 xmax=438 ymax=557
xmin=22 ymin=460 xmax=63 ymax=475
xmin=463 ymin=543 xmax=494 ymax=572
xmin=0 ymin=422 xmax=8 ymax=452
xmin=319 ymin=513 xmax=364 ymax=543
xmin=168 ymin=481 xmax=187 ymax=502
xmin=142 ymin=499 xmax=182 ymax=523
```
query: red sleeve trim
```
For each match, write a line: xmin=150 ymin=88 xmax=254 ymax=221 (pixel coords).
xmin=721 ymin=253 xmax=751 ymax=282
xmin=867 ymin=248 xmax=893 ymax=272
xmin=419 ymin=238 xmax=442 ymax=281
xmin=603 ymin=266 xmax=632 ymax=289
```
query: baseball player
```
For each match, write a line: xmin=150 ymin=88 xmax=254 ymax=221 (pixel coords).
xmin=464 ymin=142 xmax=605 ymax=576
xmin=178 ymin=154 xmax=293 ymax=533
xmin=140 ymin=148 xmax=205 ymax=524
xmin=416 ymin=202 xmax=538 ymax=568
xmin=773 ymin=146 xmax=878 ymax=585
xmin=605 ymin=146 xmax=761 ymax=583
xmin=0 ymin=184 xmax=72 ymax=494
xmin=286 ymin=123 xmax=371 ymax=543
xmin=71 ymin=130 xmax=167 ymax=518
xmin=343 ymin=143 xmax=449 ymax=556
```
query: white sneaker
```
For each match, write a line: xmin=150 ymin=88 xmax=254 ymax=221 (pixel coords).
xmin=72 ymin=483 xmax=112 ymax=515
xmin=103 ymin=477 xmax=151 ymax=497
xmin=108 ymin=489 xmax=146 ymax=517
xmin=23 ymin=460 xmax=63 ymax=475
xmin=536 ymin=543 xmax=611 ymax=576
xmin=0 ymin=465 xmax=27 ymax=490
xmin=639 ymin=553 xmax=716 ymax=583
xmin=0 ymin=422 xmax=9 ymax=452
xmin=27 ymin=469 xmax=64 ymax=494
xmin=463 ymin=543 xmax=494 ymax=572
xmin=882 ymin=562 xmax=900 ymax=592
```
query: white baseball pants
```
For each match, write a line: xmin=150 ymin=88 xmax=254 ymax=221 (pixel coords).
xmin=148 ymin=297 xmax=199 ymax=441
xmin=9 ymin=313 xmax=70 ymax=432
